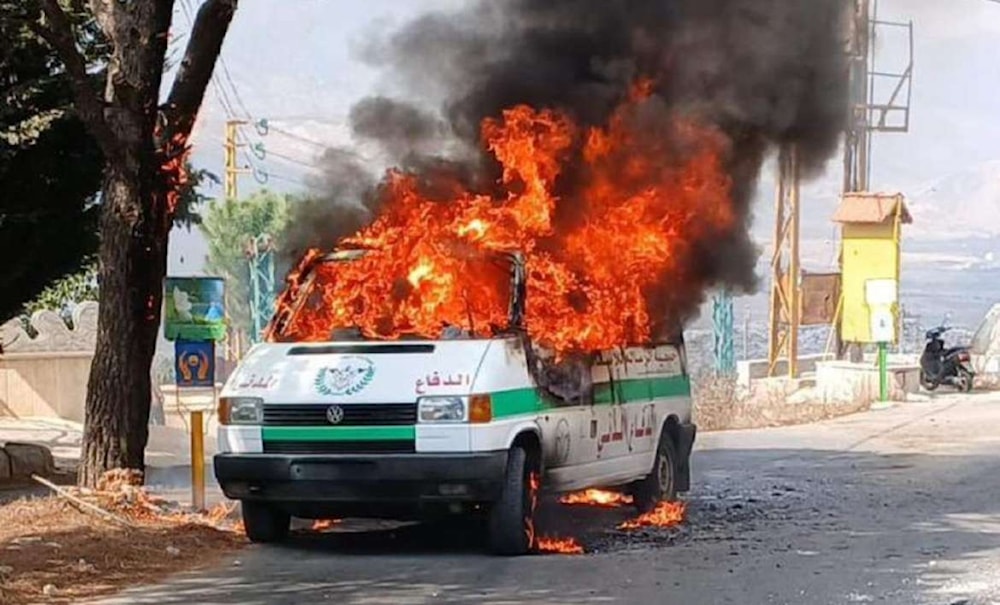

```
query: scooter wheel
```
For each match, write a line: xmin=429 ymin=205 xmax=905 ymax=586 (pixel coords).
xmin=920 ymin=373 xmax=939 ymax=392
xmin=958 ymin=368 xmax=974 ymax=393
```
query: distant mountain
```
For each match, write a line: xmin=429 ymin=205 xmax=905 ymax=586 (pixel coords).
xmin=907 ymin=161 xmax=1000 ymax=240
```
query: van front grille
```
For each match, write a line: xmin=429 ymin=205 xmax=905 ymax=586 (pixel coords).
xmin=262 ymin=403 xmax=417 ymax=427
xmin=262 ymin=440 xmax=415 ymax=454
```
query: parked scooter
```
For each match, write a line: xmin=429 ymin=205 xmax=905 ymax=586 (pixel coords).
xmin=919 ymin=326 xmax=974 ymax=392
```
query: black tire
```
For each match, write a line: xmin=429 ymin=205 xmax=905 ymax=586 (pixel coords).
xmin=630 ymin=428 xmax=678 ymax=514
xmin=241 ymin=501 xmax=291 ymax=544
xmin=958 ymin=368 xmax=974 ymax=392
xmin=487 ymin=446 xmax=536 ymax=556
xmin=920 ymin=372 xmax=939 ymax=392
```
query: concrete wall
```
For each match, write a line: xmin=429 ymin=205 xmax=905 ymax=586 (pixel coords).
xmin=737 ymin=354 xmax=833 ymax=387
xmin=815 ymin=360 xmax=920 ymax=404
xmin=0 ymin=351 xmax=93 ymax=421
xmin=0 ymin=305 xmax=100 ymax=421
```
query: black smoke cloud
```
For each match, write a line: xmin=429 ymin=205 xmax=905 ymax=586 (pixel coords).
xmin=282 ymin=0 xmax=849 ymax=324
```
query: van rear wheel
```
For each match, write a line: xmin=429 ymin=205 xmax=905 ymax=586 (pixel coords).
xmin=487 ymin=446 xmax=537 ymax=556
xmin=241 ymin=501 xmax=290 ymax=544
xmin=630 ymin=429 xmax=678 ymax=513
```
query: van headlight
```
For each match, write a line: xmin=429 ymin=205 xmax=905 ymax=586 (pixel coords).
xmin=219 ymin=397 xmax=263 ymax=425
xmin=418 ymin=396 xmax=468 ymax=423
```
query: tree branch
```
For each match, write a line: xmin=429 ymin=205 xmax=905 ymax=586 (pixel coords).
xmin=32 ymin=0 xmax=118 ymax=155
xmin=162 ymin=0 xmax=238 ymax=141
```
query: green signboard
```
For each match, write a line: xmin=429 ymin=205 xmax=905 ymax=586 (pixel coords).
xmin=163 ymin=277 xmax=226 ymax=342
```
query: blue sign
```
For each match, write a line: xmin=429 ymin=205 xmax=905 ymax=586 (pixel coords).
xmin=175 ymin=340 xmax=216 ymax=388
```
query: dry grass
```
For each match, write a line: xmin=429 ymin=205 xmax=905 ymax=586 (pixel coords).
xmin=692 ymin=373 xmax=871 ymax=432
xmin=0 ymin=497 xmax=244 ymax=605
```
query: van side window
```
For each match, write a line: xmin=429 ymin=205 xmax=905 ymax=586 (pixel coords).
xmin=527 ymin=349 xmax=595 ymax=407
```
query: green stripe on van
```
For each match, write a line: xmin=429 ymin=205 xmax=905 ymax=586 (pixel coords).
xmin=261 ymin=426 xmax=415 ymax=442
xmin=649 ymin=375 xmax=692 ymax=398
xmin=259 ymin=376 xmax=693 ymax=434
xmin=490 ymin=375 xmax=691 ymax=419
xmin=491 ymin=389 xmax=550 ymax=417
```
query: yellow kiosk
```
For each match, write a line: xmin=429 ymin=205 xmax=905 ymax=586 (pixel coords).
xmin=833 ymin=192 xmax=912 ymax=400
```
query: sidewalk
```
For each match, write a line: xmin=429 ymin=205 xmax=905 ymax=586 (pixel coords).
xmin=0 ymin=417 xmax=223 ymax=502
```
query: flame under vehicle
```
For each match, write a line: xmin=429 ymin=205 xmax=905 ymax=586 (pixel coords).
xmin=214 ymin=249 xmax=697 ymax=555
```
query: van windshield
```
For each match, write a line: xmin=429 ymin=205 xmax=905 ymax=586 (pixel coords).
xmin=269 ymin=249 xmax=523 ymax=343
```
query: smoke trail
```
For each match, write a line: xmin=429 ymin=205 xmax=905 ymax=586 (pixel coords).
xmin=282 ymin=0 xmax=849 ymax=326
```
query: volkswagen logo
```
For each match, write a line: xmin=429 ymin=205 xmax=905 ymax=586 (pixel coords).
xmin=325 ymin=405 xmax=345 ymax=425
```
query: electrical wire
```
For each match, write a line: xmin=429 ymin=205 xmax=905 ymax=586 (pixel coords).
xmin=178 ymin=1 xmax=332 ymax=196
xmin=179 ymin=0 xmax=244 ymax=120
xmin=235 ymin=129 xmax=318 ymax=171
xmin=267 ymin=172 xmax=324 ymax=191
xmin=266 ymin=150 xmax=318 ymax=170
xmin=267 ymin=125 xmax=330 ymax=149
xmin=219 ymin=60 xmax=253 ymax=119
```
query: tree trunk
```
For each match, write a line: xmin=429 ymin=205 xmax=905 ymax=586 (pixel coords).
xmin=33 ymin=0 xmax=239 ymax=486
xmin=80 ymin=157 xmax=170 ymax=486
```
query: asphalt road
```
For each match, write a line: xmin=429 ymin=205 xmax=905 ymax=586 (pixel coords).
xmin=99 ymin=392 xmax=1000 ymax=605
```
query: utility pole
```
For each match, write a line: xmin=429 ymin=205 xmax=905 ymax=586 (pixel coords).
xmin=767 ymin=146 xmax=802 ymax=378
xmin=844 ymin=0 xmax=873 ymax=194
xmin=223 ymin=120 xmax=248 ymax=361
xmin=246 ymin=234 xmax=276 ymax=345
xmin=224 ymin=119 xmax=248 ymax=200
xmin=837 ymin=0 xmax=913 ymax=361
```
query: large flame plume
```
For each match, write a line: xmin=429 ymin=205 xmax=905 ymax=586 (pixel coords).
xmin=278 ymin=89 xmax=734 ymax=353
xmin=278 ymin=0 xmax=849 ymax=346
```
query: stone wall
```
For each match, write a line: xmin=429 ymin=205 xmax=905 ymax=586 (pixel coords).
xmin=0 ymin=303 xmax=98 ymax=420
xmin=1 ymin=302 xmax=231 ymax=426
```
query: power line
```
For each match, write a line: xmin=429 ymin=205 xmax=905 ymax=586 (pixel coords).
xmin=219 ymin=61 xmax=253 ymax=119
xmin=179 ymin=0 xmax=245 ymax=120
xmin=267 ymin=125 xmax=330 ymax=150
xmin=267 ymin=172 xmax=324 ymax=191
xmin=266 ymin=149 xmax=318 ymax=170
xmin=234 ymin=128 xmax=318 ymax=170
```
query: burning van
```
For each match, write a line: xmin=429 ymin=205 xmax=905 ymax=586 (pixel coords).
xmin=214 ymin=247 xmax=696 ymax=555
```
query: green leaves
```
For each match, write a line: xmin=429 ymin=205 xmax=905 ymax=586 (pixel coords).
xmin=199 ymin=190 xmax=292 ymax=339
xmin=21 ymin=260 xmax=97 ymax=320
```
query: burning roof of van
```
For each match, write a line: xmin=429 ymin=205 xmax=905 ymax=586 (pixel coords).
xmin=273 ymin=0 xmax=850 ymax=356
xmin=273 ymin=92 xmax=733 ymax=352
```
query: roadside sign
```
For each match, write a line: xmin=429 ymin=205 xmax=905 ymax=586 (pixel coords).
xmin=175 ymin=340 xmax=216 ymax=388
xmin=163 ymin=277 xmax=227 ymax=342
xmin=870 ymin=308 xmax=895 ymax=343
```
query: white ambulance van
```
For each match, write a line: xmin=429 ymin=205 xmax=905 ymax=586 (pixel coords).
xmin=214 ymin=250 xmax=697 ymax=555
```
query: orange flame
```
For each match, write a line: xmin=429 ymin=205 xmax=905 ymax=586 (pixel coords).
xmin=154 ymin=126 xmax=191 ymax=218
xmin=618 ymin=501 xmax=686 ymax=530
xmin=273 ymin=81 xmax=734 ymax=355
xmin=311 ymin=519 xmax=341 ymax=532
xmin=537 ymin=536 xmax=584 ymax=555
xmin=559 ymin=489 xmax=633 ymax=508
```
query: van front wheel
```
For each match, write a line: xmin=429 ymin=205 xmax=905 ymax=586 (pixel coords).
xmin=487 ymin=446 xmax=537 ymax=556
xmin=241 ymin=501 xmax=290 ymax=544
xmin=630 ymin=429 xmax=678 ymax=513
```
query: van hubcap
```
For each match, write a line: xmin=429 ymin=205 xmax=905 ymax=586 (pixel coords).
xmin=657 ymin=455 xmax=671 ymax=493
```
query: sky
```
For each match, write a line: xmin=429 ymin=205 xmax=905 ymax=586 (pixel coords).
xmin=167 ymin=0 xmax=1000 ymax=278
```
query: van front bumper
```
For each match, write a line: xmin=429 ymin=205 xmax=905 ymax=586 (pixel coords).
xmin=214 ymin=452 xmax=509 ymax=506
